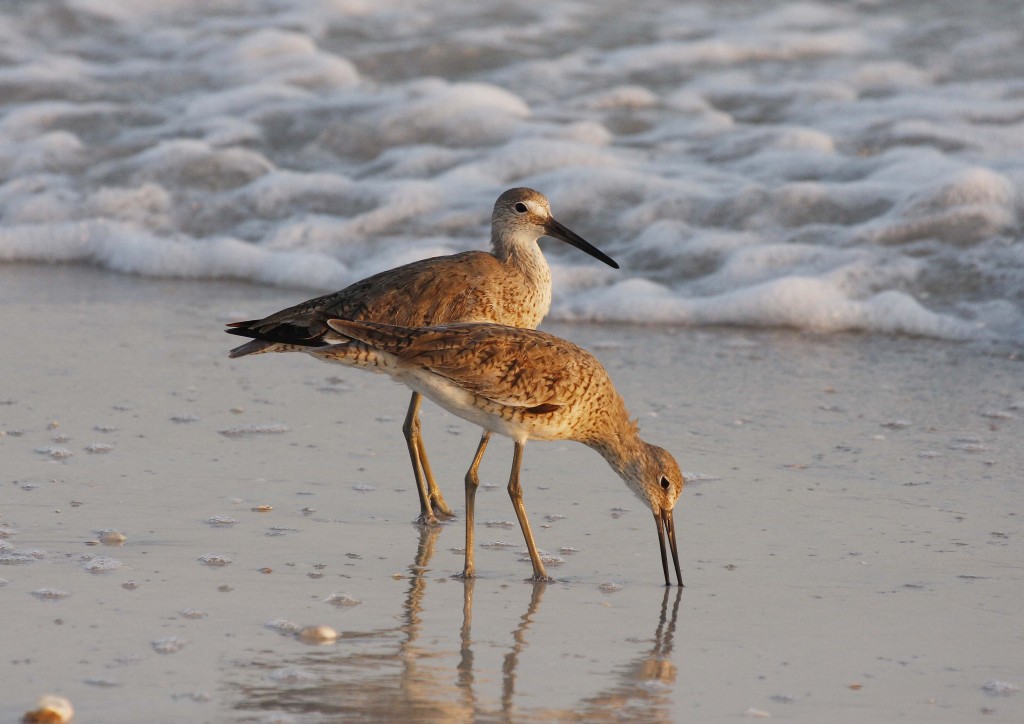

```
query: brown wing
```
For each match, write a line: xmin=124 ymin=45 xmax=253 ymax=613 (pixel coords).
xmin=278 ymin=251 xmax=507 ymax=326
xmin=226 ymin=251 xmax=508 ymax=351
xmin=328 ymin=321 xmax=601 ymax=411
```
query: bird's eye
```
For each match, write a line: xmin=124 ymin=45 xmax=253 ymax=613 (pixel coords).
xmin=660 ymin=476 xmax=671 ymax=490
xmin=514 ymin=202 xmax=528 ymax=213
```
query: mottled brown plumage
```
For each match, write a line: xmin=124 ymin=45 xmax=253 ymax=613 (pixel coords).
xmin=314 ymin=320 xmax=685 ymax=585
xmin=227 ymin=188 xmax=618 ymax=524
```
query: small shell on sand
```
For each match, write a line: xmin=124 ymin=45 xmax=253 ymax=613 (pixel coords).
xmin=98 ymin=530 xmax=126 ymax=546
xmin=297 ymin=625 xmax=338 ymax=645
xmin=22 ymin=694 xmax=74 ymax=723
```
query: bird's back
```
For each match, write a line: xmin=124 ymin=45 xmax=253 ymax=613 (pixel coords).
xmin=228 ymin=250 xmax=550 ymax=357
xmin=321 ymin=321 xmax=632 ymax=445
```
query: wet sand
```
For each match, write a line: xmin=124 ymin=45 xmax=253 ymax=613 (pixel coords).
xmin=1 ymin=264 xmax=1022 ymax=723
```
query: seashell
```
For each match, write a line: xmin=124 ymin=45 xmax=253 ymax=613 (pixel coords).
xmin=22 ymin=694 xmax=74 ymax=723
xmin=98 ymin=530 xmax=126 ymax=546
xmin=297 ymin=625 xmax=338 ymax=644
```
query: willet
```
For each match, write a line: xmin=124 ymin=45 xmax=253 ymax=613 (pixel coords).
xmin=226 ymin=188 xmax=618 ymax=524
xmin=312 ymin=320 xmax=684 ymax=586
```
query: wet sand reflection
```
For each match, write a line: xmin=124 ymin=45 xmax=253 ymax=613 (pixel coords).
xmin=226 ymin=527 xmax=682 ymax=721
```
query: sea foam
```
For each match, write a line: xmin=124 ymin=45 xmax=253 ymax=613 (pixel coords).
xmin=0 ymin=0 xmax=1021 ymax=343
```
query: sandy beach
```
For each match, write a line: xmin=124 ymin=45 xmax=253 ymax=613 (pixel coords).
xmin=0 ymin=263 xmax=1020 ymax=722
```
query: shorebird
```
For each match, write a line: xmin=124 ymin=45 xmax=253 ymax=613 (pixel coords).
xmin=226 ymin=188 xmax=618 ymax=525
xmin=310 ymin=320 xmax=684 ymax=586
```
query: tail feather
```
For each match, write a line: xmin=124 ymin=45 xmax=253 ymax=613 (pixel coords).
xmin=325 ymin=318 xmax=415 ymax=350
xmin=225 ymin=318 xmax=330 ymax=358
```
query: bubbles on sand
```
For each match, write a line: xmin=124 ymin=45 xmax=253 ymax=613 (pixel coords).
xmin=31 ymin=588 xmax=72 ymax=600
xmin=0 ymin=546 xmax=44 ymax=565
xmin=481 ymin=541 xmax=518 ymax=550
xmin=84 ymin=677 xmax=121 ymax=688
xmin=325 ymin=593 xmax=361 ymax=607
xmin=948 ymin=438 xmax=991 ymax=453
xmin=268 ymin=666 xmax=317 ymax=685
xmin=218 ymin=423 xmax=290 ymax=437
xmin=152 ymin=636 xmax=187 ymax=654
xmin=81 ymin=555 xmax=124 ymax=573
xmin=981 ymin=680 xmax=1020 ymax=697
xmin=265 ymin=619 xmax=302 ymax=636
xmin=35 ymin=447 xmax=73 ymax=460
xmin=520 ymin=550 xmax=564 ymax=566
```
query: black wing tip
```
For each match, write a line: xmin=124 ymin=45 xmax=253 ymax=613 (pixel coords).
xmin=224 ymin=321 xmax=328 ymax=348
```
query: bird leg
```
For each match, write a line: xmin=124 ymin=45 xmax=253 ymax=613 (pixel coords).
xmin=507 ymin=441 xmax=553 ymax=583
xmin=458 ymin=432 xmax=490 ymax=579
xmin=403 ymin=392 xmax=453 ymax=524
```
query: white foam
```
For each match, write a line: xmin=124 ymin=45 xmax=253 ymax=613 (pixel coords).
xmin=0 ymin=0 xmax=1021 ymax=343
xmin=375 ymin=81 xmax=531 ymax=147
xmin=558 ymin=276 xmax=975 ymax=340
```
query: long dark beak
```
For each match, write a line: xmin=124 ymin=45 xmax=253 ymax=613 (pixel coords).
xmin=654 ymin=508 xmax=683 ymax=587
xmin=545 ymin=218 xmax=619 ymax=269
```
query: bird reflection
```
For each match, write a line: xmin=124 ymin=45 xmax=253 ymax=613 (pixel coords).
xmin=574 ymin=586 xmax=683 ymax=721
xmin=226 ymin=525 xmax=682 ymax=721
xmin=455 ymin=576 xmax=546 ymax=719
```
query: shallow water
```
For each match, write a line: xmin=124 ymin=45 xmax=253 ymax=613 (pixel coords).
xmin=0 ymin=1 xmax=1022 ymax=343
xmin=2 ymin=267 xmax=1022 ymax=722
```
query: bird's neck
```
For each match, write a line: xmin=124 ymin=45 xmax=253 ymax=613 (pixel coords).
xmin=588 ymin=413 xmax=647 ymax=483
xmin=491 ymin=231 xmax=553 ymax=323
xmin=492 ymin=231 xmax=552 ymax=285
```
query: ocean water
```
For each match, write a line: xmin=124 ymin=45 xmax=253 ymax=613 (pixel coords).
xmin=1 ymin=0 xmax=1022 ymax=343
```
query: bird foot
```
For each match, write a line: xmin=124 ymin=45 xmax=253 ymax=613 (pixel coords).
xmin=413 ymin=512 xmax=446 ymax=527
xmin=430 ymin=496 xmax=456 ymax=518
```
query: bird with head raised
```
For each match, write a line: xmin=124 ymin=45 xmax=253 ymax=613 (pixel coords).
xmin=226 ymin=188 xmax=618 ymax=525
xmin=310 ymin=319 xmax=685 ymax=586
